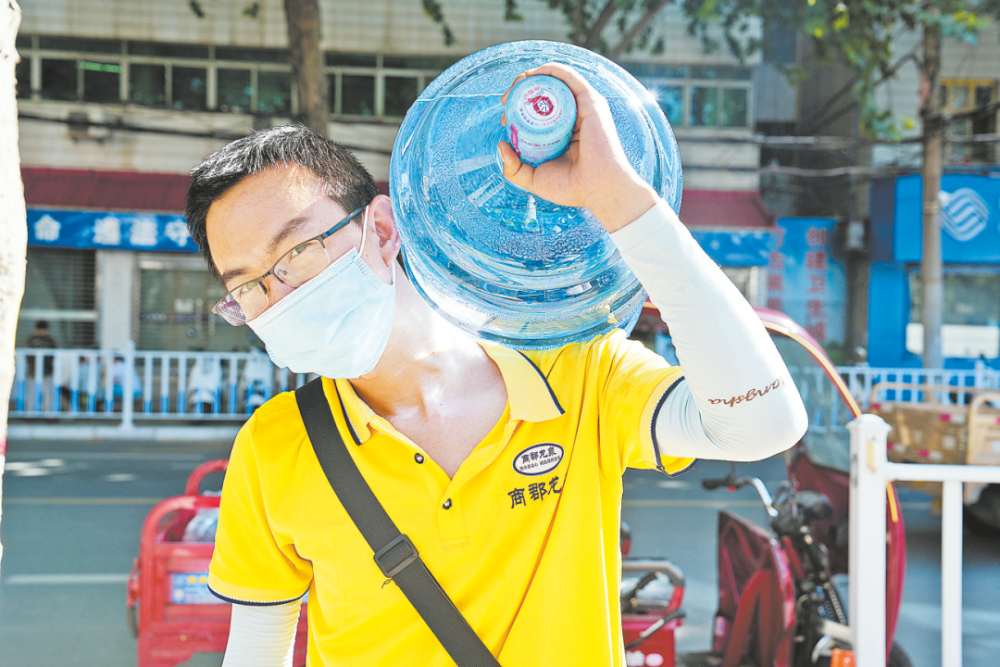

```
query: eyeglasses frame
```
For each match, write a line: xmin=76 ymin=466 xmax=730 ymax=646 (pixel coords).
xmin=212 ymin=204 xmax=367 ymax=325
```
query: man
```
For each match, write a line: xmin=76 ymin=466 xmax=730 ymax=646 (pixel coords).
xmin=186 ymin=64 xmax=807 ymax=666
xmin=23 ymin=320 xmax=57 ymax=377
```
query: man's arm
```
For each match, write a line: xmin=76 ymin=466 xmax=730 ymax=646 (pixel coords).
xmin=221 ymin=599 xmax=301 ymax=667
xmin=611 ymin=201 xmax=806 ymax=460
xmin=500 ymin=63 xmax=807 ymax=461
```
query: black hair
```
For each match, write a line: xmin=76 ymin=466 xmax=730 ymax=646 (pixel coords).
xmin=185 ymin=125 xmax=380 ymax=282
xmin=35 ymin=320 xmax=49 ymax=330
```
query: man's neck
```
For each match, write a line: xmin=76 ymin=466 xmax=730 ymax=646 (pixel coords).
xmin=349 ymin=275 xmax=497 ymax=421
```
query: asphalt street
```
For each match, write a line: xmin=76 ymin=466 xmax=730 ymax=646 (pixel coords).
xmin=0 ymin=438 xmax=997 ymax=667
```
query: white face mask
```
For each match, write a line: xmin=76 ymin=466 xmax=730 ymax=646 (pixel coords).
xmin=247 ymin=208 xmax=396 ymax=379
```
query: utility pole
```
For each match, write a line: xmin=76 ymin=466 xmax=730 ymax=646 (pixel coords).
xmin=920 ymin=20 xmax=944 ymax=369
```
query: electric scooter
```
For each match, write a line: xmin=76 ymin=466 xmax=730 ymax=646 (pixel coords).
xmin=622 ymin=307 xmax=911 ymax=667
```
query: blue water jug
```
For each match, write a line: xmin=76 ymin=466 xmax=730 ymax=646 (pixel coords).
xmin=390 ymin=40 xmax=682 ymax=349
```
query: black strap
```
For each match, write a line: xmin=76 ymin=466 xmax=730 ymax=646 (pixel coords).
xmin=295 ymin=378 xmax=501 ymax=667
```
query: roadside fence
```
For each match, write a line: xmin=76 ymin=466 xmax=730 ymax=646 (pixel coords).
xmin=10 ymin=343 xmax=311 ymax=428
xmin=836 ymin=362 xmax=1000 ymax=410
xmin=11 ymin=343 xmax=1000 ymax=429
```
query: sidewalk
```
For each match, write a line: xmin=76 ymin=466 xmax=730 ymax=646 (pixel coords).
xmin=7 ymin=421 xmax=241 ymax=442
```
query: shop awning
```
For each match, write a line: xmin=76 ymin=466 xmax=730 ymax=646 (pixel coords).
xmin=22 ymin=167 xmax=190 ymax=213
xmin=679 ymin=190 xmax=775 ymax=228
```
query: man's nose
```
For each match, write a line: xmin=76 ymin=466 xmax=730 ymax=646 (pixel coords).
xmin=265 ymin=274 xmax=297 ymax=306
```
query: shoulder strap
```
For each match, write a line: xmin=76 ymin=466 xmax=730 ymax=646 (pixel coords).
xmin=294 ymin=378 xmax=502 ymax=667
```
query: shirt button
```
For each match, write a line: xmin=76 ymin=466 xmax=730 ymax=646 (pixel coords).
xmin=443 ymin=499 xmax=453 ymax=510
xmin=414 ymin=453 xmax=425 ymax=464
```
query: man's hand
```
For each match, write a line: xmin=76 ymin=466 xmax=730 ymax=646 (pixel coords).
xmin=498 ymin=63 xmax=660 ymax=232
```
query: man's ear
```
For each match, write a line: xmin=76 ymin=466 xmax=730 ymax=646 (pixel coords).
xmin=369 ymin=194 xmax=401 ymax=269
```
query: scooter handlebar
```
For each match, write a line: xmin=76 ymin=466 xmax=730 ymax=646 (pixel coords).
xmin=701 ymin=476 xmax=734 ymax=491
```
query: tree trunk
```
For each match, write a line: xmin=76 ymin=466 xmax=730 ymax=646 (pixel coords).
xmin=920 ymin=21 xmax=943 ymax=369
xmin=608 ymin=0 xmax=672 ymax=61
xmin=584 ymin=0 xmax=619 ymax=50
xmin=0 ymin=0 xmax=25 ymax=572
xmin=284 ymin=0 xmax=329 ymax=137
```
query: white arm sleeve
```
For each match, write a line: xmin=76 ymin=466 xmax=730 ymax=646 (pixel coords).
xmin=221 ymin=599 xmax=302 ymax=667
xmin=610 ymin=200 xmax=808 ymax=462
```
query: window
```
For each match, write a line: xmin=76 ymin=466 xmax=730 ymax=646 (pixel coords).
xmin=130 ymin=63 xmax=166 ymax=106
xmin=17 ymin=248 xmax=97 ymax=349
xmin=908 ymin=267 xmax=1000 ymax=358
xmin=137 ymin=255 xmax=246 ymax=352
xmin=129 ymin=41 xmax=209 ymax=59
xmin=633 ymin=64 xmax=752 ymax=129
xmin=942 ymin=79 xmax=997 ymax=164
xmin=15 ymin=58 xmax=31 ymax=98
xmin=256 ymin=70 xmax=291 ymax=115
xmin=384 ymin=76 xmax=418 ymax=117
xmin=218 ymin=69 xmax=252 ymax=113
xmin=23 ymin=35 xmax=441 ymax=121
xmin=722 ymin=88 xmax=748 ymax=127
xmin=691 ymin=86 xmax=720 ymax=127
xmin=172 ymin=66 xmax=208 ymax=110
xmin=40 ymin=59 xmax=78 ymax=101
xmin=80 ymin=61 xmax=121 ymax=103
xmin=650 ymin=84 xmax=684 ymax=126
xmin=342 ymin=74 xmax=375 ymax=116
xmin=39 ymin=35 xmax=120 ymax=54
xmin=216 ymin=46 xmax=287 ymax=63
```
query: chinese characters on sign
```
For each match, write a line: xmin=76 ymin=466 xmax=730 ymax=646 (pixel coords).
xmin=767 ymin=218 xmax=846 ymax=346
xmin=27 ymin=209 xmax=199 ymax=253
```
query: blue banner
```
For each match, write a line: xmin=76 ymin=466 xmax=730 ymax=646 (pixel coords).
xmin=690 ymin=229 xmax=775 ymax=267
xmin=27 ymin=208 xmax=199 ymax=253
xmin=27 ymin=206 xmax=774 ymax=265
xmin=766 ymin=218 xmax=846 ymax=345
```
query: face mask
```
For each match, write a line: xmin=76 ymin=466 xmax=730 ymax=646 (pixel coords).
xmin=247 ymin=208 xmax=396 ymax=378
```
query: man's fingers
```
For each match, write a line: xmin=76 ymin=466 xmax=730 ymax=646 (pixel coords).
xmin=498 ymin=141 xmax=533 ymax=190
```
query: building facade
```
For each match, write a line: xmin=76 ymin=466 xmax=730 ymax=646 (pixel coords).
xmin=16 ymin=0 xmax=773 ymax=355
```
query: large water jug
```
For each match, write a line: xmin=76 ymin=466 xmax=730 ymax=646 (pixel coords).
xmin=390 ymin=40 xmax=682 ymax=349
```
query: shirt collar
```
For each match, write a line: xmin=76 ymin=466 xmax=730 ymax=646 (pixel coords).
xmin=479 ymin=342 xmax=564 ymax=423
xmin=328 ymin=343 xmax=564 ymax=446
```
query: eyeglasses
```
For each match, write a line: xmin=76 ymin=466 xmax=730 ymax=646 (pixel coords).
xmin=212 ymin=205 xmax=366 ymax=326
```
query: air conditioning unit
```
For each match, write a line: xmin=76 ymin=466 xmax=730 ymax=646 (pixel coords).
xmin=67 ymin=108 xmax=112 ymax=142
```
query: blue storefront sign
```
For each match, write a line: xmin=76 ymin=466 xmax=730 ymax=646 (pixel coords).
xmin=689 ymin=229 xmax=775 ymax=267
xmin=27 ymin=208 xmax=199 ymax=253
xmin=868 ymin=171 xmax=1000 ymax=367
xmin=873 ymin=173 xmax=1000 ymax=263
xmin=26 ymin=207 xmax=774 ymax=265
xmin=766 ymin=218 xmax=846 ymax=346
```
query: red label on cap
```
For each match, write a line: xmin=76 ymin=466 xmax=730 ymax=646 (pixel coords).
xmin=529 ymin=94 xmax=554 ymax=116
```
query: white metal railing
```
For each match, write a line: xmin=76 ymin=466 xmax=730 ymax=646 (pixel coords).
xmin=837 ymin=363 xmax=1000 ymax=410
xmin=849 ymin=414 xmax=1000 ymax=667
xmin=10 ymin=343 xmax=312 ymax=428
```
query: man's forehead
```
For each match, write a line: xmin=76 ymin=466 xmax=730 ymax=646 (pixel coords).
xmin=223 ymin=164 xmax=326 ymax=204
xmin=206 ymin=165 xmax=338 ymax=283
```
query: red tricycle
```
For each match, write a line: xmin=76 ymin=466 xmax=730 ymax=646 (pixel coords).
xmin=126 ymin=459 xmax=308 ymax=667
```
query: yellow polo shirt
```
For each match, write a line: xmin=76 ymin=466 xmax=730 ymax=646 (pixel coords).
xmin=209 ymin=330 xmax=695 ymax=666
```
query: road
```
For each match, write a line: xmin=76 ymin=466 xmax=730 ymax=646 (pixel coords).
xmin=1 ymin=438 xmax=997 ymax=666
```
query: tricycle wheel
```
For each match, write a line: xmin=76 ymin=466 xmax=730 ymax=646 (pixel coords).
xmin=965 ymin=484 xmax=1000 ymax=537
